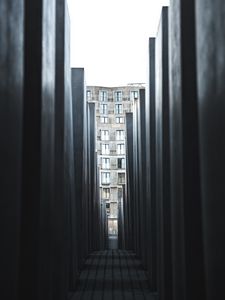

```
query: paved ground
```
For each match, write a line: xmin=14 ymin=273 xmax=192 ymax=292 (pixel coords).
xmin=69 ymin=250 xmax=157 ymax=300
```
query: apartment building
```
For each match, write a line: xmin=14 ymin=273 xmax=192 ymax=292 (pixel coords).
xmin=86 ymin=84 xmax=145 ymax=236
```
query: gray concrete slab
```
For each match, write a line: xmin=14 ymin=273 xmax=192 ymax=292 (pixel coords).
xmin=19 ymin=1 xmax=56 ymax=300
xmin=146 ymin=38 xmax=157 ymax=292
xmin=108 ymin=236 xmax=118 ymax=250
xmin=0 ymin=1 xmax=24 ymax=299
xmin=54 ymin=1 xmax=73 ymax=298
xmin=132 ymin=99 xmax=140 ymax=257
xmin=87 ymin=102 xmax=98 ymax=252
xmin=71 ymin=68 xmax=86 ymax=272
xmin=196 ymin=1 xmax=225 ymax=299
xmin=138 ymin=89 xmax=147 ymax=267
xmin=125 ymin=113 xmax=134 ymax=250
xmin=155 ymin=7 xmax=172 ymax=300
xmin=169 ymin=1 xmax=206 ymax=300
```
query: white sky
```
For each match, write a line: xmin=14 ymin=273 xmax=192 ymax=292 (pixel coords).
xmin=67 ymin=0 xmax=169 ymax=86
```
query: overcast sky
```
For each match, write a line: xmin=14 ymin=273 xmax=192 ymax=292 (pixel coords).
xmin=67 ymin=0 xmax=169 ymax=86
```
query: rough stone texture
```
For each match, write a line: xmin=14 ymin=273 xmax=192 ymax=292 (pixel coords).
xmin=196 ymin=1 xmax=225 ymax=299
xmin=54 ymin=1 xmax=73 ymax=297
xmin=19 ymin=1 xmax=56 ymax=300
xmin=155 ymin=7 xmax=172 ymax=300
xmin=146 ymin=38 xmax=157 ymax=292
xmin=169 ymin=1 xmax=206 ymax=300
xmin=0 ymin=1 xmax=24 ymax=299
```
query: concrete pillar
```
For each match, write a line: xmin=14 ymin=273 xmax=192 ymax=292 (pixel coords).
xmin=19 ymin=1 xmax=56 ymax=300
xmin=132 ymin=99 xmax=140 ymax=255
xmin=118 ymin=185 xmax=125 ymax=250
xmin=87 ymin=102 xmax=97 ymax=252
xmin=93 ymin=151 xmax=100 ymax=251
xmin=125 ymin=113 xmax=134 ymax=250
xmin=155 ymin=7 xmax=173 ymax=300
xmin=146 ymin=37 xmax=157 ymax=292
xmin=71 ymin=68 xmax=85 ymax=273
xmin=138 ymin=89 xmax=147 ymax=266
xmin=54 ymin=0 xmax=73 ymax=297
xmin=0 ymin=2 xmax=24 ymax=299
xmin=195 ymin=1 xmax=225 ymax=299
xmin=100 ymin=200 xmax=107 ymax=250
xmin=169 ymin=1 xmax=206 ymax=300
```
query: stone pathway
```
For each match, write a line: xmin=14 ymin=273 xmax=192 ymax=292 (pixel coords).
xmin=69 ymin=250 xmax=157 ymax=300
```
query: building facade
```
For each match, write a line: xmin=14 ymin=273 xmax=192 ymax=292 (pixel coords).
xmin=86 ymin=84 xmax=145 ymax=237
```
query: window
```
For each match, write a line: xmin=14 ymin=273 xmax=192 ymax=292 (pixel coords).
xmin=100 ymin=117 xmax=108 ymax=124
xmin=102 ymin=172 xmax=110 ymax=184
xmin=117 ymin=144 xmax=125 ymax=154
xmin=99 ymin=90 xmax=108 ymax=102
xmin=118 ymin=158 xmax=125 ymax=169
xmin=102 ymin=144 xmax=109 ymax=155
xmin=116 ymin=117 xmax=124 ymax=124
xmin=106 ymin=202 xmax=110 ymax=215
xmin=118 ymin=173 xmax=125 ymax=184
xmin=115 ymin=104 xmax=123 ymax=114
xmin=108 ymin=219 xmax=118 ymax=235
xmin=116 ymin=130 xmax=124 ymax=141
xmin=100 ymin=104 xmax=107 ymax=114
xmin=131 ymin=90 xmax=139 ymax=101
xmin=102 ymin=158 xmax=110 ymax=169
xmin=86 ymin=90 xmax=91 ymax=101
xmin=101 ymin=130 xmax=109 ymax=141
xmin=115 ymin=91 xmax=122 ymax=102
xmin=110 ymin=202 xmax=118 ymax=218
xmin=102 ymin=188 xmax=110 ymax=199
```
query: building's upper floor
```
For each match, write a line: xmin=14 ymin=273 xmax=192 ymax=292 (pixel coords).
xmin=86 ymin=85 xmax=145 ymax=103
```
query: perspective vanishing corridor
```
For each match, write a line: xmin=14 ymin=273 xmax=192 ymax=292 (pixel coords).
xmin=1 ymin=1 xmax=225 ymax=300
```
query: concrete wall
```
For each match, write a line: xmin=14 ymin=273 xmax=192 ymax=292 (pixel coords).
xmin=169 ymin=1 xmax=205 ymax=300
xmin=19 ymin=1 xmax=56 ymax=299
xmin=196 ymin=1 xmax=225 ymax=299
xmin=54 ymin=1 xmax=73 ymax=297
xmin=155 ymin=7 xmax=173 ymax=300
xmin=0 ymin=1 xmax=24 ymax=299
xmin=71 ymin=68 xmax=85 ymax=274
xmin=146 ymin=38 xmax=157 ymax=292
xmin=0 ymin=2 xmax=101 ymax=299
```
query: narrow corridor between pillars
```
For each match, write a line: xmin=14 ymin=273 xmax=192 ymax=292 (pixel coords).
xmin=69 ymin=250 xmax=156 ymax=300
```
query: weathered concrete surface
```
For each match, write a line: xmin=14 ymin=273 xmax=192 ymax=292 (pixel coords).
xmin=0 ymin=1 xmax=24 ymax=299
xmin=196 ymin=1 xmax=225 ymax=299
xmin=155 ymin=7 xmax=172 ymax=300
xmin=169 ymin=1 xmax=206 ymax=300
xmin=19 ymin=1 xmax=56 ymax=300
